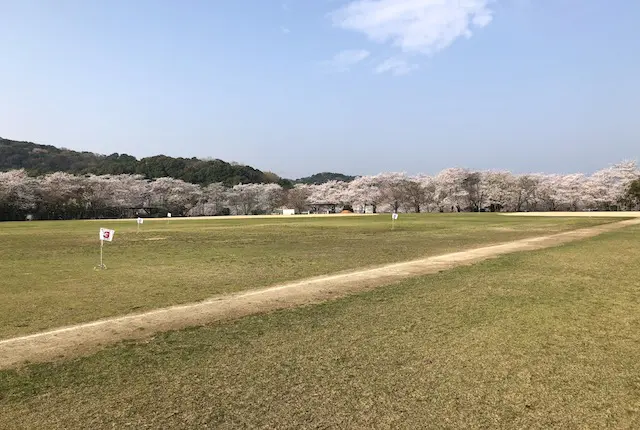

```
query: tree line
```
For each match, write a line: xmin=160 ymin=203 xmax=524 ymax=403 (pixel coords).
xmin=1 ymin=162 xmax=638 ymax=221
xmin=296 ymin=172 xmax=356 ymax=184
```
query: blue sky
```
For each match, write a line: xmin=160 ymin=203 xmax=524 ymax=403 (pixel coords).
xmin=1 ymin=0 xmax=639 ymax=179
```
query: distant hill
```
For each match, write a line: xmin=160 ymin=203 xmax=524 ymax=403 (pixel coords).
xmin=296 ymin=172 xmax=356 ymax=185
xmin=0 ymin=137 xmax=291 ymax=187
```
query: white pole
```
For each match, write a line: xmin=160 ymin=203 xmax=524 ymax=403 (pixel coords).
xmin=100 ymin=239 xmax=104 ymax=268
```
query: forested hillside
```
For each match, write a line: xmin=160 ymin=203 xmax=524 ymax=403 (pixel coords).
xmin=296 ymin=172 xmax=356 ymax=184
xmin=0 ymin=137 xmax=290 ymax=187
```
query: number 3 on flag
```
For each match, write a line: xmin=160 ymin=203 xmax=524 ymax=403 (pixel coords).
xmin=99 ymin=228 xmax=115 ymax=242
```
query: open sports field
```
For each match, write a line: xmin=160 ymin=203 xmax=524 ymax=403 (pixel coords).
xmin=0 ymin=214 xmax=618 ymax=340
xmin=0 ymin=219 xmax=639 ymax=428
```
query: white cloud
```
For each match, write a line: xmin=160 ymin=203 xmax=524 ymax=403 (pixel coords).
xmin=281 ymin=26 xmax=291 ymax=34
xmin=322 ymin=49 xmax=371 ymax=72
xmin=331 ymin=0 xmax=493 ymax=58
xmin=374 ymin=57 xmax=418 ymax=76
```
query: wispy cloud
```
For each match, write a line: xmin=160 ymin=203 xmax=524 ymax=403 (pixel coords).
xmin=282 ymin=3 xmax=289 ymax=11
xmin=321 ymin=49 xmax=370 ymax=73
xmin=374 ymin=57 xmax=417 ymax=76
xmin=280 ymin=26 xmax=291 ymax=34
xmin=330 ymin=0 xmax=493 ymax=75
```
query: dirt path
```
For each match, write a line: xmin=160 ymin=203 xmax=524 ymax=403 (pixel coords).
xmin=1 ymin=218 xmax=639 ymax=369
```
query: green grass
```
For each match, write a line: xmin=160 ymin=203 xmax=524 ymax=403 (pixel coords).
xmin=1 ymin=223 xmax=639 ymax=429
xmin=0 ymin=214 xmax=614 ymax=338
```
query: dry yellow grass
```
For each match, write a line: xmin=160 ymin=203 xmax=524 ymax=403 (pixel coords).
xmin=1 ymin=224 xmax=639 ymax=428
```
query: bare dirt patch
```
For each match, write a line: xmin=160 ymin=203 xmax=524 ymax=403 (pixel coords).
xmin=1 ymin=218 xmax=639 ymax=369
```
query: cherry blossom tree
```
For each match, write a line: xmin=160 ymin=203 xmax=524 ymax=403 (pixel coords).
xmin=588 ymin=161 xmax=639 ymax=210
xmin=461 ymin=172 xmax=484 ymax=212
xmin=286 ymin=185 xmax=311 ymax=213
xmin=229 ymin=183 xmax=274 ymax=215
xmin=434 ymin=168 xmax=468 ymax=212
xmin=308 ymin=180 xmax=349 ymax=205
xmin=37 ymin=172 xmax=90 ymax=219
xmin=414 ymin=175 xmax=437 ymax=212
xmin=555 ymin=173 xmax=588 ymax=211
xmin=197 ymin=182 xmax=227 ymax=216
xmin=480 ymin=171 xmax=515 ymax=212
xmin=0 ymin=170 xmax=37 ymax=220
xmin=150 ymin=177 xmax=201 ymax=216
xmin=402 ymin=178 xmax=433 ymax=213
xmin=375 ymin=172 xmax=410 ymax=212
xmin=513 ymin=175 xmax=540 ymax=212
xmin=257 ymin=183 xmax=285 ymax=214
xmin=347 ymin=176 xmax=383 ymax=213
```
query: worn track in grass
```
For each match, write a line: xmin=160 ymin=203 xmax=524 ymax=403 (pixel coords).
xmin=1 ymin=217 xmax=639 ymax=369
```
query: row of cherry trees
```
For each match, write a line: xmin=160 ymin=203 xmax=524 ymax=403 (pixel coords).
xmin=302 ymin=161 xmax=639 ymax=214
xmin=0 ymin=171 xmax=287 ymax=220
xmin=1 ymin=162 xmax=638 ymax=221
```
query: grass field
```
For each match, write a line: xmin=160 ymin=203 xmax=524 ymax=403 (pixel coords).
xmin=0 ymin=222 xmax=638 ymax=428
xmin=0 ymin=214 xmax=615 ymax=338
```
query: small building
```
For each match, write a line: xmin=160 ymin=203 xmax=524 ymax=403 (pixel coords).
xmin=273 ymin=207 xmax=297 ymax=215
xmin=309 ymin=203 xmax=338 ymax=214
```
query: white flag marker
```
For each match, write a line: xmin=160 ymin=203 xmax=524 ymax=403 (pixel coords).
xmin=96 ymin=228 xmax=115 ymax=270
xmin=99 ymin=228 xmax=115 ymax=242
xmin=136 ymin=217 xmax=143 ymax=233
xmin=392 ymin=212 xmax=398 ymax=229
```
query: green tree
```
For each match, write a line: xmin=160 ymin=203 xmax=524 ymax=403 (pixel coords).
xmin=624 ymin=178 xmax=640 ymax=209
